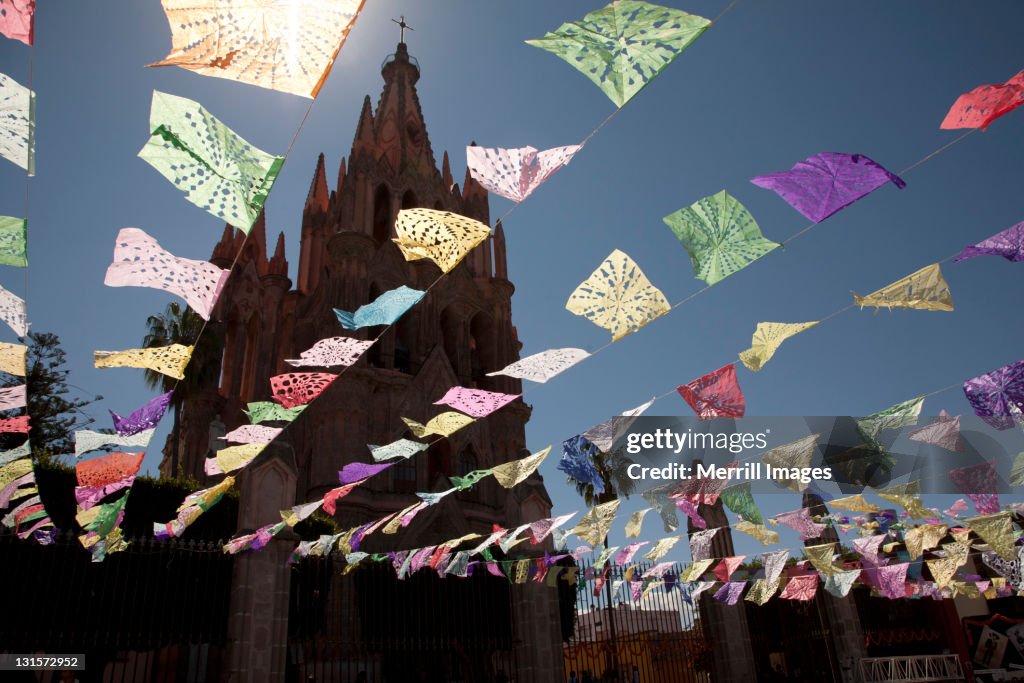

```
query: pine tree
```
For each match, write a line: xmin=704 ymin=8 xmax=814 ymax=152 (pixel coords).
xmin=3 ymin=331 xmax=102 ymax=463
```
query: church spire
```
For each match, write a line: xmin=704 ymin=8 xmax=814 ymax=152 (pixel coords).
xmin=374 ymin=38 xmax=436 ymax=176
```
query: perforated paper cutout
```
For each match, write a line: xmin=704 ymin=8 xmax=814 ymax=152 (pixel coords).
xmin=779 ymin=574 xmax=818 ymax=601
xmin=745 ymin=577 xmax=781 ymax=605
xmin=853 ymin=263 xmax=953 ymax=312
xmin=0 ymin=216 xmax=27 ymax=267
xmin=150 ymin=0 xmax=364 ymax=98
xmin=829 ymin=494 xmax=879 ymax=513
xmin=112 ymin=391 xmax=173 ymax=435
xmin=642 ymin=535 xmax=680 ymax=562
xmin=761 ymin=434 xmax=820 ymax=493
xmin=734 ymin=521 xmax=779 ymax=546
xmin=221 ymin=425 xmax=281 ymax=445
xmin=663 ymin=190 xmax=780 ymax=286
xmin=955 ymin=221 xmax=1024 ymax=263
xmin=566 ymin=249 xmax=669 ymax=342
xmin=0 ymin=284 xmax=26 ymax=336
xmin=393 ymin=209 xmax=490 ymax=273
xmin=154 ymin=475 xmax=234 ymax=539
xmin=720 ymin=482 xmax=763 ymax=524
xmin=285 ymin=336 xmax=374 ymax=367
xmin=941 ymin=70 xmax=1024 ymax=130
xmin=95 ymin=344 xmax=193 ymax=380
xmin=963 ymin=359 xmax=1024 ymax=428
xmin=281 ymin=500 xmax=322 ymax=527
xmin=525 ymin=1 xmax=710 ymax=107
xmin=368 ymin=438 xmax=428 ymax=462
xmin=823 ymin=570 xmax=860 ymax=598
xmin=876 ymin=481 xmax=931 ymax=519
xmin=74 ymin=429 xmax=154 ymax=457
xmin=751 ymin=152 xmax=904 ymax=223
xmin=738 ymin=321 xmax=818 ymax=372
xmin=949 ymin=461 xmax=1001 ymax=515
xmin=0 ymin=415 xmax=27 ymax=433
xmin=466 ymin=144 xmax=582 ymax=203
xmin=433 ymin=386 xmax=520 ymax=419
xmin=775 ymin=508 xmax=826 ymax=541
xmin=0 ymin=383 xmax=25 ymax=410
xmin=486 ymin=347 xmax=589 ymax=384
xmin=139 ymin=91 xmax=283 ymax=232
xmin=803 ymin=543 xmax=840 ymax=576
xmin=338 ymin=461 xmax=392 ymax=484
xmin=207 ymin=443 xmax=265 ymax=475
xmin=269 ymin=372 xmax=337 ymax=409
xmin=903 ymin=524 xmax=948 ymax=560
xmin=491 ymin=446 xmax=550 ymax=489
xmin=582 ymin=397 xmax=655 ymax=452
xmin=76 ymin=452 xmax=144 ymax=489
xmin=401 ymin=412 xmax=475 ymax=439
xmin=570 ymin=499 xmax=620 ymax=546
xmin=688 ymin=528 xmax=718 ymax=562
xmin=0 ymin=73 xmax=33 ymax=174
xmin=334 ymin=286 xmax=425 ymax=330
xmin=908 ymin=410 xmax=963 ymax=452
xmin=245 ymin=401 xmax=306 ymax=424
xmin=104 ymin=228 xmax=229 ymax=320
xmin=677 ymin=364 xmax=745 ymax=419
xmin=0 ymin=341 xmax=26 ymax=376
xmin=877 ymin=563 xmax=909 ymax=599
xmin=0 ymin=0 xmax=34 ymax=45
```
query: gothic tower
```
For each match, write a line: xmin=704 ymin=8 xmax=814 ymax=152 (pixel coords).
xmin=167 ymin=39 xmax=553 ymax=548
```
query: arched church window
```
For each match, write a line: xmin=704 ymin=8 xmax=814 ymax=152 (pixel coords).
xmin=401 ymin=190 xmax=418 ymax=210
xmin=469 ymin=312 xmax=495 ymax=387
xmin=239 ymin=314 xmax=261 ymax=401
xmin=372 ymin=184 xmax=391 ymax=242
xmin=440 ymin=305 xmax=461 ymax=377
xmin=395 ymin=314 xmax=413 ymax=374
xmin=427 ymin=439 xmax=452 ymax=482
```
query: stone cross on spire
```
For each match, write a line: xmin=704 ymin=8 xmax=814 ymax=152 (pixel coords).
xmin=392 ymin=15 xmax=413 ymax=43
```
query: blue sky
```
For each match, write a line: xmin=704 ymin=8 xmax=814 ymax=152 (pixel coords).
xmin=1 ymin=1 xmax=1023 ymax=556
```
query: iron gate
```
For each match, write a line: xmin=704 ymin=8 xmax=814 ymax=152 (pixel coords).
xmin=0 ymin=529 xmax=233 ymax=682
xmin=287 ymin=556 xmax=518 ymax=683
xmin=561 ymin=558 xmax=712 ymax=683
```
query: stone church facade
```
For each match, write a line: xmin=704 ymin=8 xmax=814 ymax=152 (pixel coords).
xmin=163 ymin=41 xmax=564 ymax=682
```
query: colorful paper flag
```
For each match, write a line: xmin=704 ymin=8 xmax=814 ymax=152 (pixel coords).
xmin=104 ymin=228 xmax=229 ymax=320
xmin=525 ymin=1 xmax=710 ymax=107
xmin=565 ymin=249 xmax=670 ymax=342
xmin=149 ymin=0 xmax=366 ymax=98
xmin=139 ymin=91 xmax=283 ymax=232
xmin=751 ymin=152 xmax=904 ymax=223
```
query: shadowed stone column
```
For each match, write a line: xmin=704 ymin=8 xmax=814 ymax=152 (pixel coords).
xmin=512 ymin=580 xmax=566 ymax=682
xmin=224 ymin=446 xmax=297 ymax=683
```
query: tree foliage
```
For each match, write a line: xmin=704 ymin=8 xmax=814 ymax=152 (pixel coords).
xmin=2 ymin=331 xmax=102 ymax=464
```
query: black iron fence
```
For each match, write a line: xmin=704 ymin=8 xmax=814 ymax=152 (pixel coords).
xmin=0 ymin=529 xmax=233 ymax=682
xmin=562 ymin=558 xmax=711 ymax=683
xmin=287 ymin=556 xmax=518 ymax=683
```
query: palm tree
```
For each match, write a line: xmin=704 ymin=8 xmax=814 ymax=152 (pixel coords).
xmin=572 ymin=446 xmax=637 ymax=507
xmin=143 ymin=302 xmax=223 ymax=477
xmin=567 ymin=444 xmax=637 ymax=679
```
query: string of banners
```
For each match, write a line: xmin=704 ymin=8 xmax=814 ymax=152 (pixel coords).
xmin=0 ymin=1 xmax=1019 ymax=581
